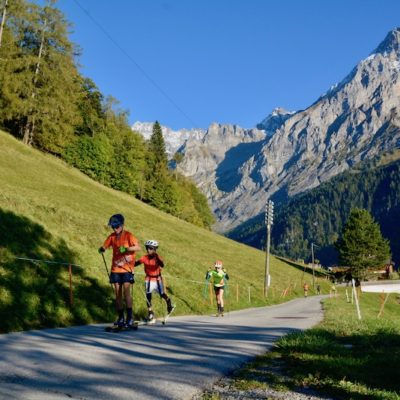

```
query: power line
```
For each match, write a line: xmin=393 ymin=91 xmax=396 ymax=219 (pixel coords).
xmin=71 ymin=0 xmax=198 ymax=127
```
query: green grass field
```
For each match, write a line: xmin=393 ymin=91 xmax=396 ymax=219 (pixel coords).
xmin=0 ymin=130 xmax=332 ymax=332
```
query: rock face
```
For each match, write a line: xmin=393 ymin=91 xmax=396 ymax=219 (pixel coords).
xmin=131 ymin=121 xmax=206 ymax=158
xmin=133 ymin=29 xmax=400 ymax=233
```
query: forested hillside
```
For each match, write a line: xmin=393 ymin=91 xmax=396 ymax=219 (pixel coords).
xmin=0 ymin=0 xmax=213 ymax=228
xmin=228 ymin=153 xmax=400 ymax=267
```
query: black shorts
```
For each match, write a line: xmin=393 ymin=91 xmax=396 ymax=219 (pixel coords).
xmin=214 ymin=286 xmax=224 ymax=293
xmin=109 ymin=272 xmax=134 ymax=284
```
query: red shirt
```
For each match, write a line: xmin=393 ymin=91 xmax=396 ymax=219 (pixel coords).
xmin=102 ymin=230 xmax=138 ymax=273
xmin=136 ymin=254 xmax=164 ymax=281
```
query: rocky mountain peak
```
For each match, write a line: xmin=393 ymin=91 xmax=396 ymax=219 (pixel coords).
xmin=373 ymin=27 xmax=400 ymax=55
xmin=256 ymin=108 xmax=295 ymax=135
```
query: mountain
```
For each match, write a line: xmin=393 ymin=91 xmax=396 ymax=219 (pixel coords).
xmin=133 ymin=29 xmax=400 ymax=235
xmin=182 ymin=29 xmax=400 ymax=231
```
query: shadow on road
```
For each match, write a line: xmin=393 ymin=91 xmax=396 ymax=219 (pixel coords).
xmin=0 ymin=317 xmax=303 ymax=399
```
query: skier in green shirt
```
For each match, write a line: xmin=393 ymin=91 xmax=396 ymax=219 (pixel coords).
xmin=206 ymin=260 xmax=229 ymax=317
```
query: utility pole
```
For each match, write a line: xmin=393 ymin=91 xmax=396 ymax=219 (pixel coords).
xmin=311 ymin=242 xmax=320 ymax=289
xmin=264 ymin=199 xmax=274 ymax=297
xmin=0 ymin=0 xmax=8 ymax=48
xmin=311 ymin=242 xmax=315 ymax=289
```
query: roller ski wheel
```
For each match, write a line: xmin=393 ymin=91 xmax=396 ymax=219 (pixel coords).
xmin=105 ymin=324 xmax=138 ymax=333
xmin=134 ymin=319 xmax=157 ymax=326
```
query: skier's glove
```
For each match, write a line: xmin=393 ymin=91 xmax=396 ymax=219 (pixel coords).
xmin=98 ymin=247 xmax=105 ymax=254
xmin=119 ymin=246 xmax=127 ymax=253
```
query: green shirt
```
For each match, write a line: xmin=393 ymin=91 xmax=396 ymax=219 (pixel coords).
xmin=207 ymin=270 xmax=229 ymax=287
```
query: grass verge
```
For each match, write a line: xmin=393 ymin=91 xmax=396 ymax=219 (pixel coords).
xmin=201 ymin=289 xmax=400 ymax=399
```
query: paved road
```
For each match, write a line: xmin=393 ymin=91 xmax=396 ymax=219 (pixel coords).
xmin=0 ymin=296 xmax=325 ymax=400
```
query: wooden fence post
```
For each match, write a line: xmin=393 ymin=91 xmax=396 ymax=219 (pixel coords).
xmin=209 ymin=282 xmax=213 ymax=305
xmin=69 ymin=264 xmax=73 ymax=306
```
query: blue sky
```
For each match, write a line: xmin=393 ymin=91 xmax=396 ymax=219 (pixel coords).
xmin=56 ymin=0 xmax=400 ymax=130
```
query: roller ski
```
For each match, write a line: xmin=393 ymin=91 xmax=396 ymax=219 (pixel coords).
xmin=135 ymin=311 xmax=157 ymax=326
xmin=105 ymin=318 xmax=138 ymax=332
xmin=105 ymin=324 xmax=138 ymax=332
xmin=162 ymin=302 xmax=176 ymax=325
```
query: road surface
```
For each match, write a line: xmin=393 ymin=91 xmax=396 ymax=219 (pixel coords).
xmin=0 ymin=296 xmax=325 ymax=399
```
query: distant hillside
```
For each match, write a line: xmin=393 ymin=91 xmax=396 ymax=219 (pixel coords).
xmin=0 ymin=130 xmax=324 ymax=333
xmin=227 ymin=152 xmax=400 ymax=267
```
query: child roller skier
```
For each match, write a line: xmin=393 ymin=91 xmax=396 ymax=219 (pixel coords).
xmin=135 ymin=240 xmax=175 ymax=323
xmin=98 ymin=214 xmax=141 ymax=328
xmin=206 ymin=261 xmax=229 ymax=316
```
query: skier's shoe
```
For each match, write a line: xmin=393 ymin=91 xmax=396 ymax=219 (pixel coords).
xmin=114 ymin=317 xmax=125 ymax=327
xmin=125 ymin=318 xmax=135 ymax=328
xmin=146 ymin=312 xmax=156 ymax=324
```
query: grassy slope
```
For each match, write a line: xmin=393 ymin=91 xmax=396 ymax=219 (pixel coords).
xmin=0 ymin=130 xmax=330 ymax=332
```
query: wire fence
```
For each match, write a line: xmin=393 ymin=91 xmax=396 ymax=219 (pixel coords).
xmin=13 ymin=256 xmax=81 ymax=306
xmin=7 ymin=255 xmax=332 ymax=311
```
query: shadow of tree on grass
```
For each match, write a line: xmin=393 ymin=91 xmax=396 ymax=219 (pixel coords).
xmin=0 ymin=208 xmax=113 ymax=333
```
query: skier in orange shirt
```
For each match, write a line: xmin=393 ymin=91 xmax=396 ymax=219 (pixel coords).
xmin=99 ymin=214 xmax=141 ymax=328
xmin=135 ymin=240 xmax=174 ymax=323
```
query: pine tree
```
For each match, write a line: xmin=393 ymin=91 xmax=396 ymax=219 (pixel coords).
xmin=336 ymin=208 xmax=391 ymax=280
xmin=75 ymin=77 xmax=105 ymax=137
xmin=148 ymin=120 xmax=168 ymax=169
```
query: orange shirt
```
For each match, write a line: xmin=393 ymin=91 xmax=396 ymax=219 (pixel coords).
xmin=103 ymin=230 xmax=138 ymax=273
xmin=136 ymin=254 xmax=164 ymax=281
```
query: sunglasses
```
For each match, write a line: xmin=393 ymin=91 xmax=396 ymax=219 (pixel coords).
xmin=146 ymin=247 xmax=156 ymax=251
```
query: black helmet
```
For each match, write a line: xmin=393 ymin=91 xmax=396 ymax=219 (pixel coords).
xmin=108 ymin=214 xmax=125 ymax=229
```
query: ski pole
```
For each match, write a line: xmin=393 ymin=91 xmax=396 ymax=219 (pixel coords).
xmin=100 ymin=253 xmax=114 ymax=293
xmin=203 ymin=274 xmax=210 ymax=298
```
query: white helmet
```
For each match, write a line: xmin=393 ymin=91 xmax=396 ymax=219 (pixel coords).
xmin=214 ymin=260 xmax=223 ymax=269
xmin=145 ymin=240 xmax=159 ymax=248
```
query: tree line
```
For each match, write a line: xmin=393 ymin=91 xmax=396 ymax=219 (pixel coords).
xmin=228 ymin=155 xmax=399 ymax=271
xmin=0 ymin=0 xmax=214 ymax=229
